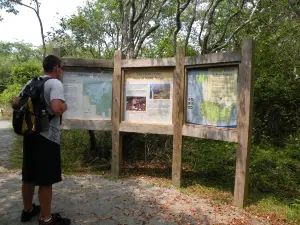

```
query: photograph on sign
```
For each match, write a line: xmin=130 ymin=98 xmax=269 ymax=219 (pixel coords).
xmin=124 ymin=69 xmax=173 ymax=124
xmin=149 ymin=84 xmax=171 ymax=99
xmin=186 ymin=67 xmax=238 ymax=127
xmin=62 ymin=70 xmax=112 ymax=121
xmin=126 ymin=96 xmax=146 ymax=111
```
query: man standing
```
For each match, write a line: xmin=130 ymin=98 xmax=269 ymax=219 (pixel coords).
xmin=16 ymin=55 xmax=71 ymax=225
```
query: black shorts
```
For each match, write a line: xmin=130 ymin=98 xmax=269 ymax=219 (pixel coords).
xmin=22 ymin=133 xmax=62 ymax=186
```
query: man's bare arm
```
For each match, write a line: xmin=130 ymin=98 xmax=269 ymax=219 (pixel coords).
xmin=51 ymin=99 xmax=67 ymax=116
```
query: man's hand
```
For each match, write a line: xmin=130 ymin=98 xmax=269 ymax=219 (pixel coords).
xmin=51 ymin=99 xmax=67 ymax=116
xmin=11 ymin=97 xmax=20 ymax=109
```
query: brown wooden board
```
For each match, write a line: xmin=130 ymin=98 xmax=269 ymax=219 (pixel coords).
xmin=61 ymin=120 xmax=112 ymax=130
xmin=119 ymin=122 xmax=173 ymax=135
xmin=233 ymin=38 xmax=254 ymax=208
xmin=172 ymin=46 xmax=185 ymax=187
xmin=122 ymin=58 xmax=175 ymax=68
xmin=111 ymin=51 xmax=123 ymax=178
xmin=62 ymin=58 xmax=114 ymax=68
xmin=182 ymin=125 xmax=238 ymax=142
xmin=185 ymin=51 xmax=241 ymax=66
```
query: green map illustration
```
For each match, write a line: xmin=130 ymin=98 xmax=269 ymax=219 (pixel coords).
xmin=83 ymin=80 xmax=112 ymax=117
xmin=187 ymin=68 xmax=237 ymax=127
xmin=200 ymin=101 xmax=236 ymax=124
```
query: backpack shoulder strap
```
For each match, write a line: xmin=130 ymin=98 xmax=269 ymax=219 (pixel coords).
xmin=37 ymin=76 xmax=53 ymax=104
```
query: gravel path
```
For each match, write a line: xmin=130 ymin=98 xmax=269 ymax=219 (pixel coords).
xmin=0 ymin=120 xmax=15 ymax=170
xmin=0 ymin=121 xmax=268 ymax=225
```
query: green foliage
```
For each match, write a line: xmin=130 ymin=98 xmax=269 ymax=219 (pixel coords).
xmin=183 ymin=138 xmax=237 ymax=181
xmin=0 ymin=83 xmax=22 ymax=105
xmin=0 ymin=41 xmax=42 ymax=62
xmin=60 ymin=130 xmax=89 ymax=172
xmin=250 ymin=143 xmax=300 ymax=197
xmin=0 ymin=41 xmax=42 ymax=92
xmin=249 ymin=1 xmax=300 ymax=144
xmin=0 ymin=57 xmax=12 ymax=92
xmin=0 ymin=44 xmax=42 ymax=106
xmin=122 ymin=133 xmax=173 ymax=163
xmin=10 ymin=60 xmax=42 ymax=86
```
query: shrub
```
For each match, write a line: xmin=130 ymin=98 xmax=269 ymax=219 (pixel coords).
xmin=10 ymin=60 xmax=42 ymax=86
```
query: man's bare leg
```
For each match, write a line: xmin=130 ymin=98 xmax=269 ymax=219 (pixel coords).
xmin=38 ymin=185 xmax=52 ymax=221
xmin=22 ymin=182 xmax=35 ymax=211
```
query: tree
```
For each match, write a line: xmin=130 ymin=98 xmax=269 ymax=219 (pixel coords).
xmin=188 ymin=0 xmax=261 ymax=54
xmin=0 ymin=41 xmax=42 ymax=92
xmin=49 ymin=0 xmax=174 ymax=59
xmin=118 ymin=0 xmax=170 ymax=58
xmin=0 ymin=0 xmax=46 ymax=59
xmin=236 ymin=0 xmax=300 ymax=144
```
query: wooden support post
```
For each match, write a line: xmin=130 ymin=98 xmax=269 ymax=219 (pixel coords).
xmin=52 ymin=47 xmax=61 ymax=58
xmin=172 ymin=46 xmax=185 ymax=187
xmin=233 ymin=38 xmax=254 ymax=208
xmin=111 ymin=50 xmax=123 ymax=178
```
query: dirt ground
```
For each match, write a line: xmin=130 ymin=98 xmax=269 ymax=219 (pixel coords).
xmin=0 ymin=121 xmax=268 ymax=225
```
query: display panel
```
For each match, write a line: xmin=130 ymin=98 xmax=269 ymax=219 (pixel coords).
xmin=63 ymin=70 xmax=112 ymax=120
xmin=186 ymin=67 xmax=238 ymax=128
xmin=123 ymin=69 xmax=173 ymax=124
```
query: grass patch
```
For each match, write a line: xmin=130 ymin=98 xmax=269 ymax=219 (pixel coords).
xmin=9 ymin=134 xmax=23 ymax=169
xmin=246 ymin=196 xmax=300 ymax=224
xmin=0 ymin=104 xmax=12 ymax=120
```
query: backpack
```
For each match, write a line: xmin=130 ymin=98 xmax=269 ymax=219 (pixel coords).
xmin=12 ymin=76 xmax=55 ymax=136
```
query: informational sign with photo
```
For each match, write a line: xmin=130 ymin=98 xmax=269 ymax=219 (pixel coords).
xmin=62 ymin=70 xmax=112 ymax=120
xmin=187 ymin=67 xmax=238 ymax=127
xmin=124 ymin=69 xmax=173 ymax=124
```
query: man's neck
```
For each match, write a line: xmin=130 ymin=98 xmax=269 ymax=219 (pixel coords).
xmin=44 ymin=73 xmax=56 ymax=79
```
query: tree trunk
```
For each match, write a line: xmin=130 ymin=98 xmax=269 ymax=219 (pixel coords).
xmin=88 ymin=130 xmax=96 ymax=151
xmin=35 ymin=11 xmax=46 ymax=59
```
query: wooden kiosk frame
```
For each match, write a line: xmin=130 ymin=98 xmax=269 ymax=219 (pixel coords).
xmin=54 ymin=37 xmax=254 ymax=208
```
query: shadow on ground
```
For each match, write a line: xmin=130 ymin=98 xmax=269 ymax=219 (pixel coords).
xmin=0 ymin=172 xmax=267 ymax=225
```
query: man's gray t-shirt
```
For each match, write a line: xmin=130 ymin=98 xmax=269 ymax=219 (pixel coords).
xmin=21 ymin=75 xmax=65 ymax=145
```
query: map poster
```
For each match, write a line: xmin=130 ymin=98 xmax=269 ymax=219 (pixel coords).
xmin=62 ymin=70 xmax=112 ymax=121
xmin=124 ymin=69 xmax=173 ymax=124
xmin=186 ymin=67 xmax=238 ymax=128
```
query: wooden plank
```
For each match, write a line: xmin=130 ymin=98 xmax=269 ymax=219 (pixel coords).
xmin=122 ymin=58 xmax=175 ymax=68
xmin=119 ymin=122 xmax=173 ymax=135
xmin=61 ymin=120 xmax=112 ymax=130
xmin=182 ymin=125 xmax=238 ymax=143
xmin=233 ymin=38 xmax=254 ymax=208
xmin=62 ymin=58 xmax=114 ymax=68
xmin=111 ymin=51 xmax=123 ymax=178
xmin=62 ymin=67 xmax=113 ymax=73
xmin=120 ymin=70 xmax=125 ymax=121
xmin=172 ymin=46 xmax=185 ymax=187
xmin=52 ymin=48 xmax=61 ymax=57
xmin=183 ymin=68 xmax=188 ymax=124
xmin=185 ymin=51 xmax=241 ymax=66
